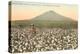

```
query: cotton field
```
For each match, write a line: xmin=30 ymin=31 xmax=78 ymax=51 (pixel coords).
xmin=9 ymin=27 xmax=78 ymax=53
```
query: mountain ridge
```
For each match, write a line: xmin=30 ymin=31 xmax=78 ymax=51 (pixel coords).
xmin=31 ymin=10 xmax=75 ymax=21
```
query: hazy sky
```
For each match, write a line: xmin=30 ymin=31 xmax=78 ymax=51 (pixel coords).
xmin=11 ymin=3 xmax=78 ymax=21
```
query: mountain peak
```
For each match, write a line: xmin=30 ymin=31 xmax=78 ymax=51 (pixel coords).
xmin=47 ymin=10 xmax=54 ymax=13
xmin=44 ymin=10 xmax=57 ymax=14
xmin=32 ymin=10 xmax=73 ymax=21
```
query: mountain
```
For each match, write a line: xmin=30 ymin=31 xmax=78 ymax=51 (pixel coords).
xmin=11 ymin=10 xmax=77 ymax=28
xmin=32 ymin=10 xmax=74 ymax=21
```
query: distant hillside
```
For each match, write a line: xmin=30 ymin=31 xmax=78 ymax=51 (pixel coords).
xmin=32 ymin=10 xmax=74 ymax=21
xmin=11 ymin=11 xmax=77 ymax=28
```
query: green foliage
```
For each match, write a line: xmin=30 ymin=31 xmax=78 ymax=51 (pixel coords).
xmin=11 ymin=20 xmax=78 ymax=29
